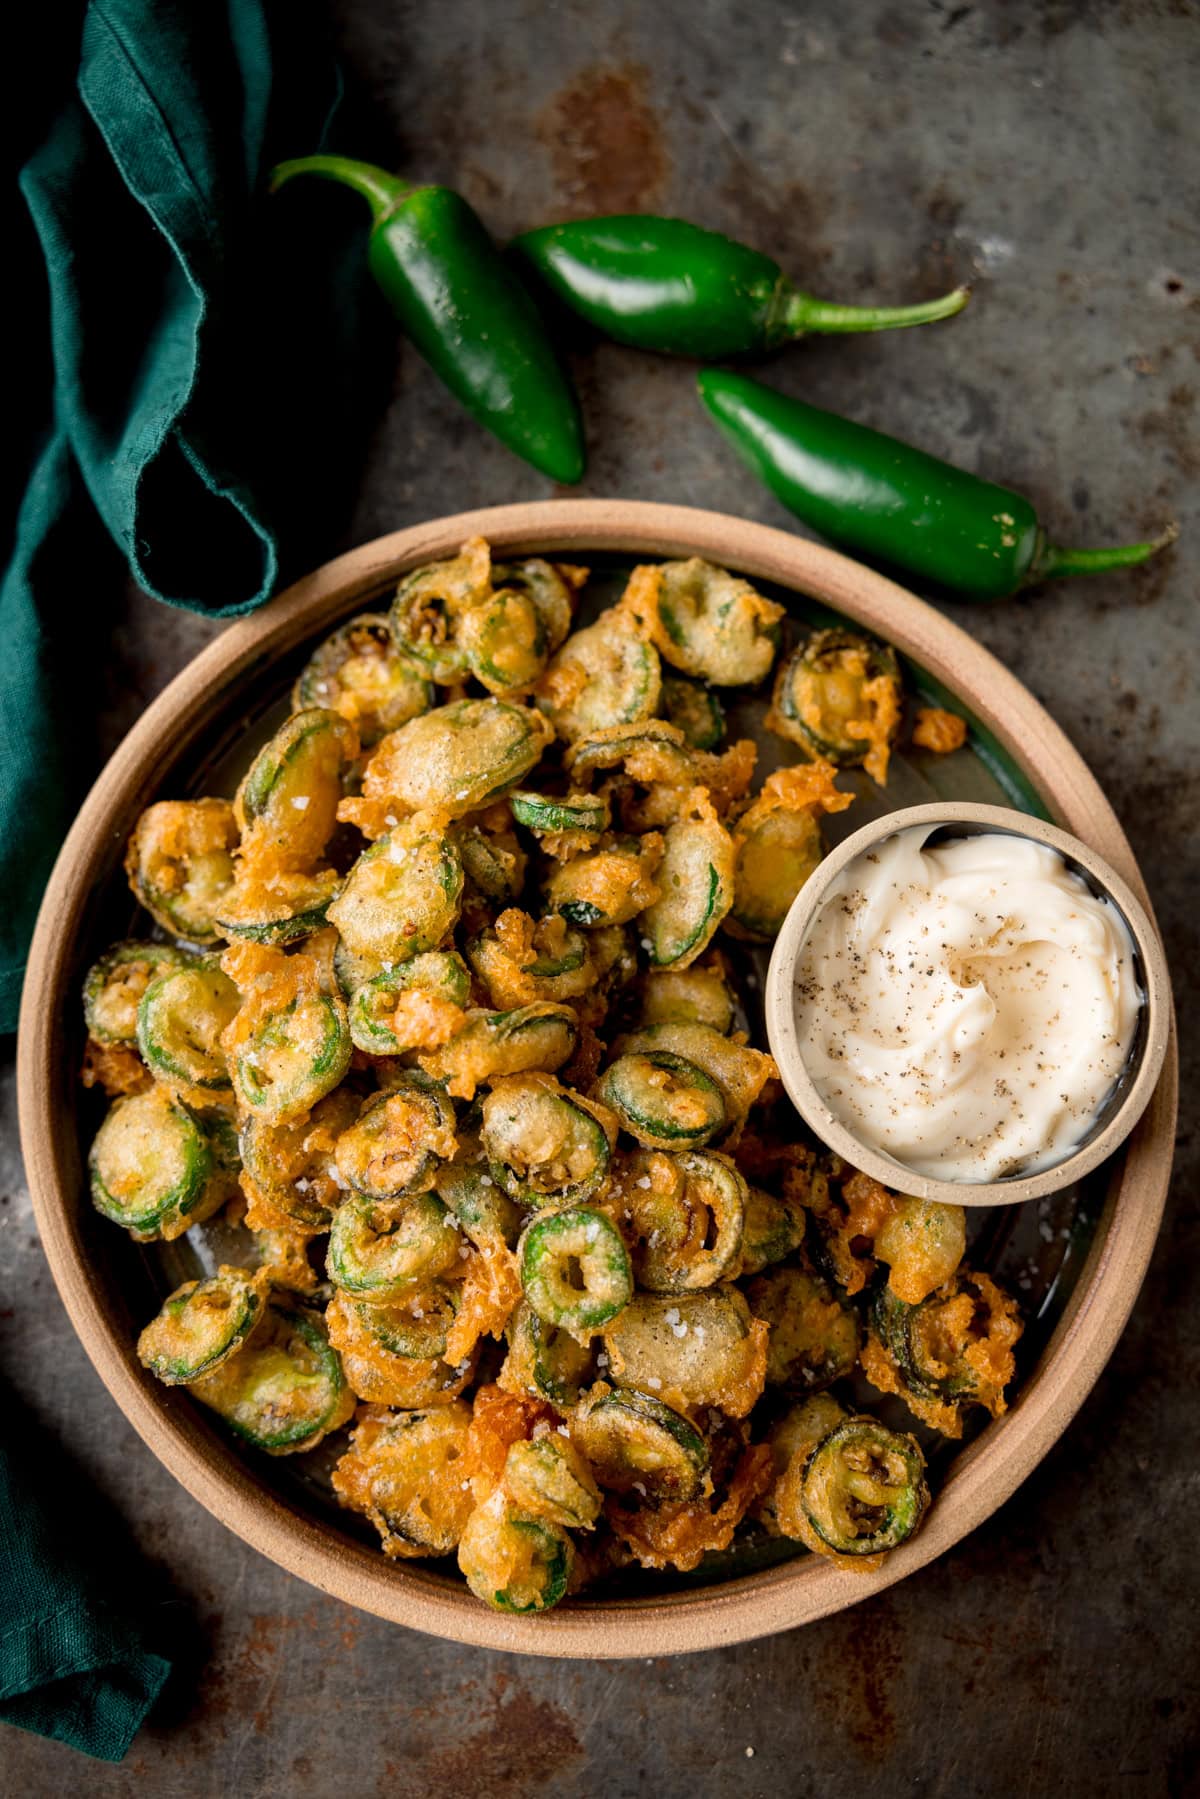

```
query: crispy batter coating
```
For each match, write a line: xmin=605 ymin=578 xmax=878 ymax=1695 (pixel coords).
xmin=97 ymin=536 xmax=1025 ymax=1612
xmin=82 ymin=1038 xmax=152 ymax=1098
xmin=912 ymin=706 xmax=968 ymax=754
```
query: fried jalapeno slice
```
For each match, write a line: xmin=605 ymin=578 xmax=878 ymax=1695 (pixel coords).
xmin=481 ymin=1073 xmax=614 ymax=1208
xmin=84 ymin=941 xmax=192 ymax=1045
xmin=727 ymin=762 xmax=853 ymax=941
xmin=188 ymin=1300 xmax=354 ymax=1454
xmin=417 ymin=1003 xmax=578 ymax=1101
xmin=352 ymin=698 xmax=553 ymax=822
xmin=327 ymin=1191 xmax=462 ymax=1300
xmin=232 ymin=988 xmax=351 ymax=1120
xmin=639 ymin=799 xmax=735 ymax=969
xmin=518 ymin=1206 xmax=633 ymax=1336
xmin=334 ymin=1078 xmax=458 ymax=1202
xmin=499 ymin=1300 xmax=598 ymax=1407
xmin=388 ymin=538 xmax=491 ymax=684
xmin=602 ymin=1287 xmax=768 ymax=1417
xmin=327 ymin=823 xmax=463 ymax=966
xmin=236 ymin=709 xmax=358 ymax=869
xmin=137 ymin=1267 xmax=268 ymax=1385
xmin=801 ymin=1419 xmax=929 ymax=1558
xmin=615 ymin=1022 xmax=776 ymax=1123
xmin=570 ymin=1388 xmax=710 ymax=1503
xmin=768 ymin=627 xmax=902 ymax=785
xmin=619 ymin=1148 xmax=746 ymax=1291
xmin=457 ymin=1488 xmax=574 ymax=1613
xmin=125 ymin=799 xmax=238 ymax=943
xmin=89 ymin=1087 xmax=234 ymax=1241
xmin=294 ymin=613 xmax=432 ymax=745
xmin=324 ymin=1291 xmax=474 ymax=1408
xmin=347 ymin=950 xmax=470 ymax=1054
xmin=597 ymin=1051 xmax=726 ymax=1149
xmin=866 ymin=1268 xmax=1022 ymax=1435
xmin=544 ymin=834 xmax=664 ymax=929
xmin=745 ymin=1263 xmax=861 ymax=1393
xmin=509 ymin=789 xmax=611 ymax=837
xmin=240 ymin=1087 xmax=362 ymax=1229
xmin=137 ymin=959 xmax=240 ymax=1092
xmin=535 ymin=605 xmax=661 ymax=743
xmin=504 ymin=1434 xmax=602 ymax=1530
xmin=660 ymin=675 xmax=725 ymax=750
xmin=644 ymin=558 xmax=783 ymax=687
xmin=333 ymin=1403 xmax=475 ymax=1557
xmin=636 ymin=957 xmax=736 ymax=1035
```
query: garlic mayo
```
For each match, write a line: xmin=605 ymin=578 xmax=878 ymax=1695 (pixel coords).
xmin=793 ymin=827 xmax=1141 ymax=1181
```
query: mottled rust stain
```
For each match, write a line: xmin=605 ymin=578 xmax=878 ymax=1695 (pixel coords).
xmin=539 ymin=63 xmax=668 ymax=215
xmin=384 ymin=1672 xmax=584 ymax=1798
xmin=807 ymin=1596 xmax=903 ymax=1757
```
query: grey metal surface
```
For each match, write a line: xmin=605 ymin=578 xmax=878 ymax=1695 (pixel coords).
xmin=2 ymin=0 xmax=1197 ymax=1791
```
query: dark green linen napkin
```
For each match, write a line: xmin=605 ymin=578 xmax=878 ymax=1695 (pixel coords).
xmin=2 ymin=0 xmax=384 ymax=1030
xmin=0 ymin=1405 xmax=172 ymax=1762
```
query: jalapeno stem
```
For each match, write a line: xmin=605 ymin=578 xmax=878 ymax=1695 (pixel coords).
xmin=777 ymin=284 xmax=971 ymax=338
xmin=1031 ymin=521 xmax=1179 ymax=583
xmin=269 ymin=154 xmax=412 ymax=222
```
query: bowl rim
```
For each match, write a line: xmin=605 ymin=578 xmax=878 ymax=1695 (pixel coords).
xmin=765 ymin=801 xmax=1171 ymax=1207
xmin=17 ymin=499 xmax=1178 ymax=1657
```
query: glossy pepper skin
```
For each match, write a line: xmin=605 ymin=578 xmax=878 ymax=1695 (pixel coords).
xmin=270 ymin=156 xmax=585 ymax=484
xmin=512 ymin=215 xmax=970 ymax=359
xmin=698 ymin=369 xmax=1178 ymax=600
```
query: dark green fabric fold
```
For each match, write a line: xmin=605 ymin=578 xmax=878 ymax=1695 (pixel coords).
xmin=0 ymin=1407 xmax=173 ymax=1762
xmin=2 ymin=0 xmax=387 ymax=1759
xmin=2 ymin=0 xmax=385 ymax=1028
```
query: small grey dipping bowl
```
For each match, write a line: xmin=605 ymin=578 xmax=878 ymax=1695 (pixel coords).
xmin=764 ymin=801 xmax=1171 ymax=1208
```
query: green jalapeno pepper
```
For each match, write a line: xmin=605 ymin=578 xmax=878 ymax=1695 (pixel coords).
xmin=698 ymin=369 xmax=1178 ymax=600
xmin=512 ymin=214 xmax=969 ymax=358
xmin=270 ymin=155 xmax=585 ymax=483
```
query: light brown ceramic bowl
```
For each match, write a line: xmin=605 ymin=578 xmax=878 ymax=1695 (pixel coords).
xmin=18 ymin=501 xmax=1178 ymax=1656
xmin=765 ymin=802 xmax=1171 ymax=1207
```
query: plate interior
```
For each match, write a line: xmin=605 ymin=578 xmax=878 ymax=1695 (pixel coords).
xmin=66 ymin=552 xmax=1106 ymax=1601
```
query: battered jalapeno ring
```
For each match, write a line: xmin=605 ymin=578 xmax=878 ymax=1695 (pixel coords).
xmin=648 ymin=558 xmax=783 ymax=687
xmin=620 ymin=1148 xmax=746 ymax=1292
xmin=137 ymin=960 xmax=240 ymax=1092
xmin=235 ymin=708 xmax=358 ymax=869
xmin=499 ymin=1300 xmax=598 ymax=1406
xmin=535 ymin=606 xmax=661 ymax=743
xmin=768 ymin=628 xmax=901 ymax=784
xmin=327 ymin=1191 xmax=462 ymax=1299
xmin=570 ymin=1387 xmax=710 ymax=1503
xmin=481 ymin=1074 xmax=613 ymax=1208
xmin=333 ymin=1403 xmax=475 ymax=1557
xmin=137 ymin=1267 xmax=268 ymax=1385
xmin=84 ymin=941 xmax=192 ymax=1046
xmin=518 ymin=1205 xmax=633 ymax=1335
xmin=89 ymin=1088 xmax=234 ymax=1241
xmin=597 ymin=1050 xmax=726 ymax=1149
xmin=188 ymin=1300 xmax=355 ymax=1454
xmin=801 ymin=1418 xmax=929 ymax=1557
xmin=457 ymin=1488 xmax=574 ymax=1613
xmin=294 ymin=613 xmax=432 ymax=745
xmin=231 ymin=989 xmax=352 ymax=1120
xmin=125 ymin=799 xmax=238 ymax=943
xmin=334 ymin=1078 xmax=458 ymax=1202
xmin=327 ymin=825 xmax=463 ymax=966
xmin=504 ymin=1435 xmax=602 ymax=1529
xmin=746 ymin=1263 xmax=861 ymax=1392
